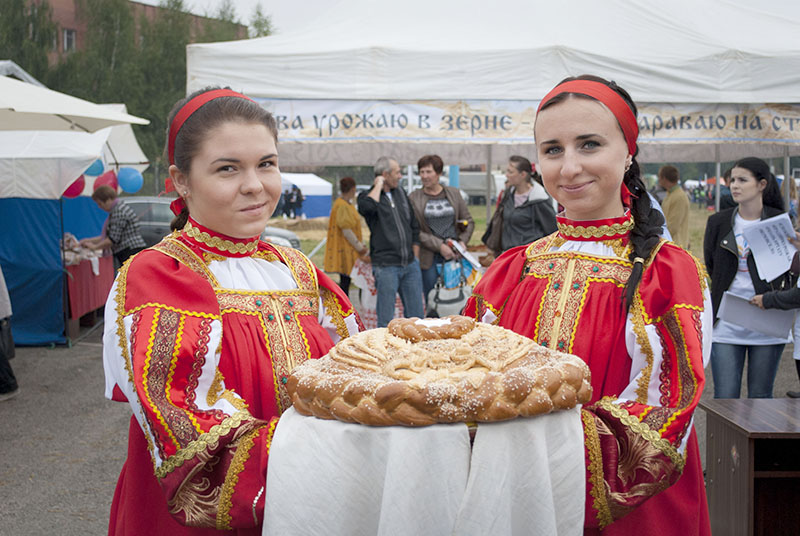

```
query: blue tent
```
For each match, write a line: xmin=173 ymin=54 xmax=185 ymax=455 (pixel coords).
xmin=0 ymin=197 xmax=106 ymax=344
xmin=281 ymin=173 xmax=333 ymax=218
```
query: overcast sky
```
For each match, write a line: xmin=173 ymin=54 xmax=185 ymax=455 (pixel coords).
xmin=137 ymin=0 xmax=340 ymax=33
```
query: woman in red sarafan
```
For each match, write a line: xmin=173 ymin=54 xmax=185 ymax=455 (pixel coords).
xmin=465 ymin=75 xmax=712 ymax=535
xmin=102 ymin=88 xmax=361 ymax=535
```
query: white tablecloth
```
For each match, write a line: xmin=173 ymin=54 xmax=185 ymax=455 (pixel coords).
xmin=263 ymin=408 xmax=585 ymax=536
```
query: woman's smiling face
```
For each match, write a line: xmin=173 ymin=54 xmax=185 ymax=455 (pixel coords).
xmin=170 ymin=120 xmax=281 ymax=238
xmin=535 ymin=96 xmax=630 ymax=221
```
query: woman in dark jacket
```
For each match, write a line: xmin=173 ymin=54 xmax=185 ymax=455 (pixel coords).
xmin=499 ymin=156 xmax=557 ymax=252
xmin=703 ymin=156 xmax=794 ymax=399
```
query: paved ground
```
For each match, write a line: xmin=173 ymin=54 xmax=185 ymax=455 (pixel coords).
xmin=1 ymin=321 xmax=799 ymax=535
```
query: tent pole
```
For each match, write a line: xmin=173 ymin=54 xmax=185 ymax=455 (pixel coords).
xmin=785 ymin=146 xmax=791 ymax=212
xmin=486 ymin=145 xmax=493 ymax=222
xmin=715 ymin=146 xmax=721 ymax=213
xmin=59 ymin=197 xmax=69 ymax=345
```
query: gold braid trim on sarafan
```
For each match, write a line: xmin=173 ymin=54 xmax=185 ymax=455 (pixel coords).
xmin=287 ymin=315 xmax=592 ymax=426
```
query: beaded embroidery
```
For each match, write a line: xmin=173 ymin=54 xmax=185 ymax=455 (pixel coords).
xmin=557 ymin=212 xmax=634 ymax=240
xmin=184 ymin=220 xmax=259 ymax=256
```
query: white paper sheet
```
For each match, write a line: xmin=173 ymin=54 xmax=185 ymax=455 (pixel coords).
xmin=451 ymin=240 xmax=485 ymax=274
xmin=719 ymin=291 xmax=795 ymax=338
xmin=741 ymin=213 xmax=797 ymax=283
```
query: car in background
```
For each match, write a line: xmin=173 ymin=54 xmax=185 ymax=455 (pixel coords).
xmin=124 ymin=196 xmax=302 ymax=251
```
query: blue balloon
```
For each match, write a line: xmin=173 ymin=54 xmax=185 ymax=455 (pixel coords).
xmin=85 ymin=159 xmax=104 ymax=176
xmin=118 ymin=167 xmax=143 ymax=193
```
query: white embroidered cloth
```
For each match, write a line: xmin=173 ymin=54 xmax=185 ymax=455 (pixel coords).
xmin=263 ymin=408 xmax=584 ymax=536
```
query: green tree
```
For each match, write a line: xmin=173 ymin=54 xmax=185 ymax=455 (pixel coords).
xmin=0 ymin=0 xmax=58 ymax=80
xmin=250 ymin=3 xmax=273 ymax=38
xmin=199 ymin=0 xmax=241 ymax=43
xmin=132 ymin=0 xmax=194 ymax=190
xmin=45 ymin=0 xmax=139 ymax=107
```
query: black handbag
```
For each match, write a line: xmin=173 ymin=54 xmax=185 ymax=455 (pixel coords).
xmin=481 ymin=189 xmax=508 ymax=253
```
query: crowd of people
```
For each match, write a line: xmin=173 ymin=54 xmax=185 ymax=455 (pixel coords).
xmin=2 ymin=75 xmax=794 ymax=535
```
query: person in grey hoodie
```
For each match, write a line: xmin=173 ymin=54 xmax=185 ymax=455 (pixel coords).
xmin=499 ymin=155 xmax=557 ymax=252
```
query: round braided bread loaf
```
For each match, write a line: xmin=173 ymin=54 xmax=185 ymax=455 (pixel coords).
xmin=287 ymin=316 xmax=592 ymax=426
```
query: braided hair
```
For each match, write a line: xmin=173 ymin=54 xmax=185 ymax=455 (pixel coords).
xmin=538 ymin=75 xmax=664 ymax=312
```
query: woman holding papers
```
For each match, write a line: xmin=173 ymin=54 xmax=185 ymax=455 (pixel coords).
xmin=466 ymin=75 xmax=712 ymax=535
xmin=750 ymin=231 xmax=800 ymax=397
xmin=704 ymin=156 xmax=795 ymax=399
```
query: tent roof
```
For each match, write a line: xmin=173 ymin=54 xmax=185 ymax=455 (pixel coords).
xmin=188 ymin=0 xmax=800 ymax=104
xmin=280 ymin=172 xmax=332 ymax=196
xmin=0 ymin=60 xmax=45 ymax=87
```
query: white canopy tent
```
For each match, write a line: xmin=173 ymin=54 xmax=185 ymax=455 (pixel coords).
xmin=280 ymin=172 xmax=333 ymax=197
xmin=0 ymin=129 xmax=110 ymax=199
xmin=0 ymin=74 xmax=148 ymax=133
xmin=100 ymin=104 xmax=150 ymax=174
xmin=187 ymin=0 xmax=800 ymax=167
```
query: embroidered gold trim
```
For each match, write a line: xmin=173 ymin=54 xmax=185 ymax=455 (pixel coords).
xmin=125 ymin=302 xmax=219 ymax=320
xmin=265 ymin=418 xmax=279 ymax=452
xmin=596 ymin=397 xmax=685 ymax=471
xmin=692 ymin=253 xmax=709 ymax=293
xmin=321 ymin=287 xmax=349 ymax=339
xmin=650 ymin=303 xmax=704 ymax=324
xmin=142 ymin=308 xmax=179 ymax=448
xmin=184 ymin=221 xmax=258 ymax=255
xmin=152 ymin=237 xmax=221 ymax=288
xmin=253 ymin=250 xmax=281 ymax=262
xmin=114 ymin=260 xmax=135 ymax=386
xmin=582 ymin=409 xmax=612 ymax=528
xmin=208 ymin=370 xmax=225 ymax=406
xmin=202 ymin=251 xmax=227 ymax=264
xmin=155 ymin=409 xmax=255 ymax=478
xmin=217 ymin=424 xmax=265 ymax=530
xmin=631 ymin=292 xmax=656 ymax=403
xmin=557 ymin=215 xmax=634 ymax=240
xmin=272 ymin=245 xmax=319 ymax=292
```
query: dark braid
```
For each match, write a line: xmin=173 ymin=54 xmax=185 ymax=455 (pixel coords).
xmin=623 ymin=159 xmax=664 ymax=312
xmin=171 ymin=206 xmax=189 ymax=231
xmin=538 ymin=74 xmax=663 ymax=312
xmin=598 ymin=77 xmax=664 ymax=312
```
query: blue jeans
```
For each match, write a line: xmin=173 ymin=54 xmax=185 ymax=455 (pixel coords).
xmin=372 ymin=259 xmax=424 ymax=328
xmin=710 ymin=342 xmax=785 ymax=398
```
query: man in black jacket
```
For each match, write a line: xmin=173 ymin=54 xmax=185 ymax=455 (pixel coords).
xmin=358 ymin=157 xmax=424 ymax=327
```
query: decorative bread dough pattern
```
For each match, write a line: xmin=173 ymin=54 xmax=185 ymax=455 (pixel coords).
xmin=287 ymin=316 xmax=592 ymax=426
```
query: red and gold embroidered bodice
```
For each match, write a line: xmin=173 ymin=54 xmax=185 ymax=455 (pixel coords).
xmin=103 ymin=219 xmax=360 ymax=532
xmin=465 ymin=212 xmax=712 ymax=533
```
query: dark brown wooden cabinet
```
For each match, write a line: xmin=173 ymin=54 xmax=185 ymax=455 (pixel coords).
xmin=700 ymin=399 xmax=800 ymax=536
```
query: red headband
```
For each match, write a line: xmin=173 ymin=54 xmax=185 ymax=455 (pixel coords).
xmin=167 ymin=89 xmax=255 ymax=166
xmin=536 ymin=80 xmax=639 ymax=155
